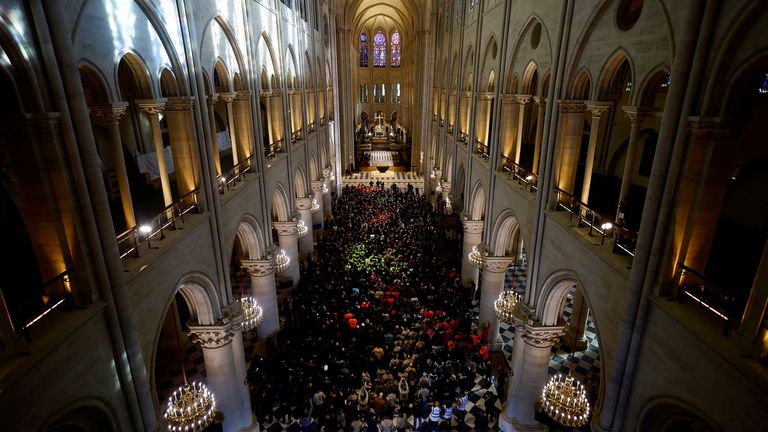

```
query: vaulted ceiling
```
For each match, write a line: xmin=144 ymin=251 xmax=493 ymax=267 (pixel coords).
xmin=338 ymin=0 xmax=427 ymax=39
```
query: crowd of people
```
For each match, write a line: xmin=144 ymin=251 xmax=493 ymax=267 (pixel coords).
xmin=249 ymin=182 xmax=500 ymax=431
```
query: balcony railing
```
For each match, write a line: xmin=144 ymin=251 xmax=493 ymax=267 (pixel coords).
xmin=458 ymin=131 xmax=468 ymax=143
xmin=21 ymin=269 xmax=71 ymax=334
xmin=117 ymin=188 xmax=202 ymax=259
xmin=308 ymin=122 xmax=316 ymax=132
xmin=265 ymin=139 xmax=283 ymax=160
xmin=554 ymin=187 xmax=635 ymax=255
xmin=676 ymin=263 xmax=735 ymax=333
xmin=291 ymin=129 xmax=303 ymax=143
xmin=447 ymin=125 xmax=454 ymax=134
xmin=500 ymin=156 xmax=538 ymax=193
xmin=474 ymin=140 xmax=489 ymax=160
xmin=218 ymin=155 xmax=254 ymax=194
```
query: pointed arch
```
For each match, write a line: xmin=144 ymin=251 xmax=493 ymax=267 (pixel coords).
xmin=522 ymin=61 xmax=539 ymax=95
xmin=234 ymin=215 xmax=267 ymax=260
xmin=79 ymin=62 xmax=112 ymax=105
xmin=490 ymin=210 xmax=521 ymax=257
xmin=257 ymin=31 xmax=281 ymax=89
xmin=159 ymin=67 xmax=179 ymax=97
xmin=294 ymin=165 xmax=308 ymax=198
xmin=571 ymin=68 xmax=592 ymax=100
xmin=116 ymin=50 xmax=153 ymax=99
xmin=469 ymin=181 xmax=486 ymax=220
xmin=271 ymin=183 xmax=291 ymax=221
xmin=597 ymin=49 xmax=635 ymax=100
xmin=637 ymin=65 xmax=671 ymax=108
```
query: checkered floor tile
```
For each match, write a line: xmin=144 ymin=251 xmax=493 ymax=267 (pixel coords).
xmin=495 ymin=253 xmax=601 ymax=393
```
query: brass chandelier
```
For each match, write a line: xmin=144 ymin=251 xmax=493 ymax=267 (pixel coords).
xmin=468 ymin=244 xmax=486 ymax=269
xmin=493 ymin=290 xmax=520 ymax=323
xmin=274 ymin=249 xmax=290 ymax=273
xmin=540 ymin=295 xmax=591 ymax=427
xmin=240 ymin=296 xmax=264 ymax=332
xmin=164 ymin=381 xmax=217 ymax=431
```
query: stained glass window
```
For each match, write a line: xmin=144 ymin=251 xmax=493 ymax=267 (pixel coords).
xmin=373 ymin=31 xmax=386 ymax=67
xmin=391 ymin=31 xmax=401 ymax=67
xmin=759 ymin=73 xmax=768 ymax=95
xmin=359 ymin=33 xmax=369 ymax=67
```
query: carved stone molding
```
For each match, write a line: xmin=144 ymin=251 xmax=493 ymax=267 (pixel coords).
xmin=502 ymin=94 xmax=516 ymax=104
xmin=514 ymin=94 xmax=532 ymax=105
xmin=533 ymin=96 xmax=546 ymax=106
xmin=462 ymin=219 xmax=484 ymax=234
xmin=622 ymin=105 xmax=655 ymax=123
xmin=311 ymin=180 xmax=323 ymax=193
xmin=188 ymin=325 xmax=235 ymax=349
xmin=241 ymin=258 xmax=276 ymax=277
xmin=476 ymin=92 xmax=494 ymax=101
xmin=220 ymin=92 xmax=237 ymax=103
xmin=295 ymin=197 xmax=312 ymax=210
xmin=688 ymin=117 xmax=742 ymax=143
xmin=322 ymin=167 xmax=332 ymax=178
xmin=165 ymin=96 xmax=195 ymax=112
xmin=135 ymin=98 xmax=167 ymax=115
xmin=520 ymin=324 xmax=565 ymax=348
xmin=90 ymin=102 xmax=129 ymax=123
xmin=585 ymin=101 xmax=612 ymax=117
xmin=273 ymin=221 xmax=298 ymax=236
xmin=207 ymin=93 xmax=219 ymax=105
xmin=483 ymin=256 xmax=514 ymax=273
xmin=558 ymin=100 xmax=587 ymax=113
xmin=235 ymin=90 xmax=252 ymax=101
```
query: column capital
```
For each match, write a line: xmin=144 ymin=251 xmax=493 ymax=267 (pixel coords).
xmin=513 ymin=94 xmax=532 ymax=105
xmin=687 ymin=117 xmax=742 ymax=142
xmin=533 ymin=96 xmax=546 ymax=106
xmin=558 ymin=100 xmax=587 ymax=113
xmin=483 ymin=256 xmax=514 ymax=273
xmin=311 ymin=180 xmax=324 ymax=193
xmin=241 ymin=258 xmax=276 ymax=277
xmin=135 ymin=98 xmax=167 ymax=115
xmin=165 ymin=96 xmax=195 ymax=112
xmin=476 ymin=92 xmax=495 ymax=101
xmin=235 ymin=90 xmax=252 ymax=101
xmin=519 ymin=324 xmax=565 ymax=348
xmin=220 ymin=92 xmax=237 ymax=103
xmin=207 ymin=93 xmax=219 ymax=105
xmin=462 ymin=219 xmax=484 ymax=234
xmin=295 ymin=197 xmax=312 ymax=210
xmin=187 ymin=323 xmax=236 ymax=349
xmin=273 ymin=220 xmax=298 ymax=236
xmin=90 ymin=102 xmax=130 ymax=123
xmin=585 ymin=101 xmax=612 ymax=117
xmin=622 ymin=105 xmax=655 ymax=123
xmin=322 ymin=167 xmax=332 ymax=178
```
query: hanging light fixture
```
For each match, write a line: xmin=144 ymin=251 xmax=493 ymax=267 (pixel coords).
xmin=494 ymin=290 xmax=520 ymax=323
xmin=164 ymin=302 xmax=217 ymax=431
xmin=297 ymin=219 xmax=308 ymax=237
xmin=237 ymin=273 xmax=263 ymax=332
xmin=274 ymin=249 xmax=290 ymax=273
xmin=468 ymin=244 xmax=485 ymax=269
xmin=540 ymin=295 xmax=591 ymax=427
xmin=240 ymin=296 xmax=264 ymax=332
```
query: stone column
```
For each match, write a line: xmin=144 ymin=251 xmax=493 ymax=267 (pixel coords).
xmin=562 ymin=288 xmax=588 ymax=350
xmin=188 ymin=313 xmax=254 ymax=432
xmin=554 ymin=100 xmax=586 ymax=195
xmin=241 ymin=257 xmax=280 ymax=338
xmin=135 ymin=99 xmax=172 ymax=207
xmin=441 ymin=181 xmax=452 ymax=210
xmin=514 ymin=95 xmax=532 ymax=165
xmin=165 ymin=96 xmax=199 ymax=198
xmin=461 ymin=219 xmax=484 ymax=288
xmin=295 ymin=197 xmax=314 ymax=258
xmin=581 ymin=102 xmax=612 ymax=204
xmin=220 ymin=93 xmax=239 ymax=166
xmin=273 ymin=221 xmax=300 ymax=286
xmin=480 ymin=256 xmax=515 ymax=351
xmin=501 ymin=95 xmax=517 ymax=164
xmin=234 ymin=91 xmax=254 ymax=165
xmin=500 ymin=324 xmax=565 ymax=432
xmin=207 ymin=94 xmax=222 ymax=177
xmin=616 ymin=106 xmax=654 ymax=222
xmin=532 ymin=97 xmax=546 ymax=175
xmin=322 ymin=167 xmax=333 ymax=219
xmin=91 ymin=102 xmax=135 ymax=228
xmin=311 ymin=181 xmax=325 ymax=229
